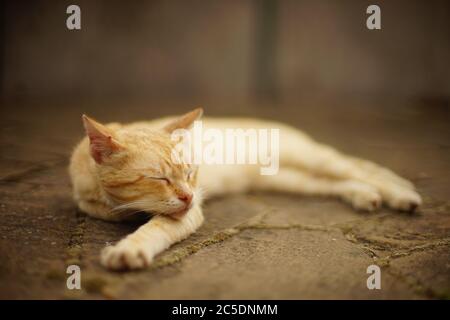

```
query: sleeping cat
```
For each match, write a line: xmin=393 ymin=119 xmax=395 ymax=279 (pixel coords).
xmin=69 ymin=108 xmax=422 ymax=270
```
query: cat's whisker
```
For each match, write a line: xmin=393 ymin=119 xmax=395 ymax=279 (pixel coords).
xmin=111 ymin=200 xmax=149 ymax=213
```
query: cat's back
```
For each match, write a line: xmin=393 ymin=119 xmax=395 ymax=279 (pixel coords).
xmin=125 ymin=116 xmax=306 ymax=135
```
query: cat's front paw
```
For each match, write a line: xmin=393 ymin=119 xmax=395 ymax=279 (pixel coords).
xmin=101 ymin=241 xmax=153 ymax=270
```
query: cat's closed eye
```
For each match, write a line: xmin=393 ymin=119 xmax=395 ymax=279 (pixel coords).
xmin=147 ymin=176 xmax=170 ymax=184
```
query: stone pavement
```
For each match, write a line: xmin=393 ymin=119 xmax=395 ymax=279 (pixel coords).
xmin=0 ymin=98 xmax=449 ymax=299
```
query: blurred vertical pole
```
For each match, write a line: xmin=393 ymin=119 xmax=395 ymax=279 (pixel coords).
xmin=254 ymin=0 xmax=279 ymax=102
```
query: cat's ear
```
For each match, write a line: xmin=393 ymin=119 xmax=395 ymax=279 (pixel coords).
xmin=163 ymin=107 xmax=203 ymax=133
xmin=82 ymin=115 xmax=124 ymax=164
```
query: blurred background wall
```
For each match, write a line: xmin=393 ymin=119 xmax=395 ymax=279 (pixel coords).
xmin=1 ymin=0 xmax=449 ymax=106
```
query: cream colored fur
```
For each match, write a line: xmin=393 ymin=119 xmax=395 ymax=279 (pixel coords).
xmin=69 ymin=108 xmax=422 ymax=270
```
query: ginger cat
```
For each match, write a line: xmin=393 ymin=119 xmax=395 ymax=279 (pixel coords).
xmin=69 ymin=108 xmax=422 ymax=270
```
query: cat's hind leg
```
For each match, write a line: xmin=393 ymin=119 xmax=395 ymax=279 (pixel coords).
xmin=303 ymin=146 xmax=421 ymax=211
xmin=346 ymin=156 xmax=415 ymax=191
xmin=252 ymin=168 xmax=382 ymax=211
xmin=279 ymin=129 xmax=421 ymax=211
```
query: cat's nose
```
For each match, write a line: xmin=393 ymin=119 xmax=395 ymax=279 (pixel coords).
xmin=178 ymin=193 xmax=193 ymax=205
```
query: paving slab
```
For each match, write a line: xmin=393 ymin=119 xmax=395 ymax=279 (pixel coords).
xmin=0 ymin=99 xmax=449 ymax=299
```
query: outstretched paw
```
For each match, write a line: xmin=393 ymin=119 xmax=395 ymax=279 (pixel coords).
xmin=386 ymin=188 xmax=422 ymax=212
xmin=101 ymin=241 xmax=153 ymax=270
xmin=347 ymin=182 xmax=382 ymax=212
xmin=351 ymin=191 xmax=382 ymax=212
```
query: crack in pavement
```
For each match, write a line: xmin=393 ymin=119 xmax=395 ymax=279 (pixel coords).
xmin=150 ymin=199 xmax=450 ymax=272
xmin=69 ymin=197 xmax=450 ymax=299
xmin=66 ymin=210 xmax=86 ymax=267
xmin=144 ymin=202 xmax=450 ymax=300
xmin=151 ymin=212 xmax=334 ymax=270
xmin=375 ymin=238 xmax=450 ymax=267
xmin=333 ymin=201 xmax=450 ymax=299
xmin=151 ymin=215 xmax=449 ymax=272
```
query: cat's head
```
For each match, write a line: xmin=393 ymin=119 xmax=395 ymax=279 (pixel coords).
xmin=82 ymin=108 xmax=203 ymax=219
